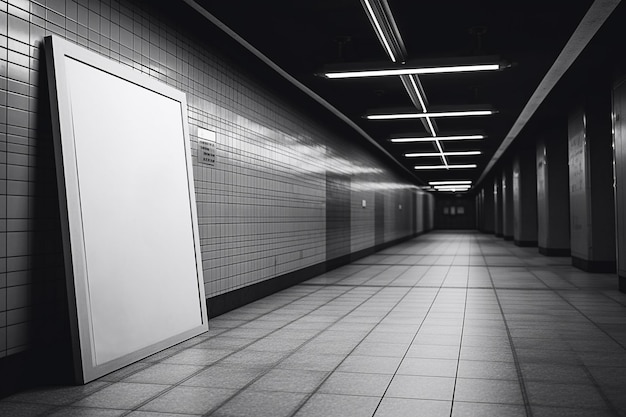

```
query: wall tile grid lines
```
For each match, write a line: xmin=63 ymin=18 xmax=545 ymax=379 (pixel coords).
xmin=0 ymin=0 xmax=419 ymax=363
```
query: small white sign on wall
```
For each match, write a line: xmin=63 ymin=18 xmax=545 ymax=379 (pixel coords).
xmin=198 ymin=128 xmax=216 ymax=166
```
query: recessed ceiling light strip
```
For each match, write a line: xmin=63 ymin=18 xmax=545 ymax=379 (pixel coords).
xmin=414 ymin=164 xmax=477 ymax=170
xmin=367 ymin=110 xmax=494 ymax=120
xmin=406 ymin=151 xmax=481 ymax=157
xmin=429 ymin=180 xmax=472 ymax=185
xmin=362 ymin=0 xmax=397 ymax=62
xmin=391 ymin=135 xmax=485 ymax=143
xmin=324 ymin=64 xmax=501 ymax=78
xmin=434 ymin=185 xmax=472 ymax=190
xmin=408 ymin=75 xmax=427 ymax=112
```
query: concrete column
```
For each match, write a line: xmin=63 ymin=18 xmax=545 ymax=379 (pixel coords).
xmin=494 ymin=174 xmax=503 ymax=237
xmin=568 ymin=91 xmax=616 ymax=272
xmin=483 ymin=183 xmax=495 ymax=234
xmin=536 ymin=130 xmax=571 ymax=255
xmin=614 ymin=78 xmax=626 ymax=291
xmin=502 ymin=166 xmax=514 ymax=240
xmin=513 ymin=148 xmax=538 ymax=246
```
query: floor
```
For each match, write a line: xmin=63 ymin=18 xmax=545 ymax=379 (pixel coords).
xmin=2 ymin=231 xmax=626 ymax=417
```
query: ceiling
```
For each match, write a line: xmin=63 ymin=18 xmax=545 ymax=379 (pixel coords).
xmin=185 ymin=0 xmax=623 ymax=192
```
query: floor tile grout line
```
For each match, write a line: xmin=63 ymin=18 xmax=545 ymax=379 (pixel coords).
xmin=121 ymin=284 xmax=357 ymax=416
xmin=448 ymin=243 xmax=470 ymax=417
xmin=495 ymin=235 xmax=623 ymax=416
xmin=202 ymin=283 xmax=410 ymax=417
xmin=287 ymin=266 xmax=447 ymax=417
xmin=528 ymin=270 xmax=626 ymax=352
xmin=480 ymin=235 xmax=534 ymax=417
xmin=535 ymin=288 xmax=626 ymax=415
xmin=57 ymin=284 xmax=345 ymax=416
xmin=369 ymin=263 xmax=458 ymax=416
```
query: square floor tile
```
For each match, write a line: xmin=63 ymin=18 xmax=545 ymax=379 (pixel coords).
xmin=139 ymin=386 xmax=235 ymax=414
xmin=123 ymin=363 xmax=203 ymax=385
xmin=277 ymin=352 xmax=346 ymax=371
xmin=526 ymin=381 xmax=609 ymax=409
xmin=212 ymin=390 xmax=306 ymax=417
xmin=73 ymin=383 xmax=169 ymax=409
xmin=520 ymin=363 xmax=590 ymax=384
xmin=451 ymin=401 xmax=526 ymax=417
xmin=405 ymin=344 xmax=460 ymax=359
xmin=386 ymin=375 xmax=455 ymax=401
xmin=374 ymin=398 xmax=451 ymax=417
xmin=318 ymin=372 xmax=392 ymax=396
xmin=397 ymin=357 xmax=458 ymax=377
xmin=249 ymin=369 xmax=327 ymax=393
xmin=337 ymin=355 xmax=401 ymax=374
xmin=352 ymin=342 xmax=408 ymax=357
xmin=457 ymin=360 xmax=518 ymax=380
xmin=460 ymin=346 xmax=514 ymax=362
xmin=219 ymin=350 xmax=288 ymax=368
xmin=453 ymin=378 xmax=523 ymax=404
xmin=531 ymin=405 xmax=616 ymax=417
xmin=182 ymin=366 xmax=262 ymax=389
xmin=294 ymin=393 xmax=380 ymax=417
xmin=45 ymin=408 xmax=126 ymax=417
xmin=162 ymin=349 xmax=231 ymax=365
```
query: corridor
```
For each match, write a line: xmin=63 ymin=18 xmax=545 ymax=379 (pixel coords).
xmin=2 ymin=231 xmax=626 ymax=417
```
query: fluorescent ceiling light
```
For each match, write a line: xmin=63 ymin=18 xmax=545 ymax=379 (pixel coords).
xmin=391 ymin=135 xmax=485 ymax=143
xmin=429 ymin=180 xmax=472 ymax=185
xmin=434 ymin=185 xmax=472 ymax=189
xmin=363 ymin=0 xmax=397 ymax=62
xmin=367 ymin=110 xmax=494 ymax=120
xmin=436 ymin=188 xmax=469 ymax=192
xmin=324 ymin=64 xmax=501 ymax=79
xmin=405 ymin=150 xmax=481 ymax=157
xmin=414 ymin=164 xmax=477 ymax=170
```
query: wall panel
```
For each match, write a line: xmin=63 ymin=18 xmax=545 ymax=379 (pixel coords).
xmin=0 ymin=0 xmax=422 ymax=390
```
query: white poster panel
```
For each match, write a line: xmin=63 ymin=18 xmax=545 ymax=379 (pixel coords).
xmin=45 ymin=35 xmax=208 ymax=383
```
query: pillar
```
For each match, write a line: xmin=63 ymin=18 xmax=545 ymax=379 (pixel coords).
xmin=494 ymin=174 xmax=503 ymax=237
xmin=502 ymin=166 xmax=514 ymax=240
xmin=615 ymin=78 xmax=626 ymax=291
xmin=568 ymin=91 xmax=616 ymax=272
xmin=536 ymin=129 xmax=570 ymax=255
xmin=513 ymin=147 xmax=538 ymax=246
xmin=483 ymin=182 xmax=495 ymax=234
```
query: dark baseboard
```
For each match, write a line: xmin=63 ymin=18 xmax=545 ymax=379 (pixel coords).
xmin=207 ymin=261 xmax=326 ymax=318
xmin=514 ymin=240 xmax=538 ymax=247
xmin=495 ymin=233 xmax=503 ymax=238
xmin=503 ymin=235 xmax=513 ymax=241
xmin=572 ymin=256 xmax=616 ymax=273
xmin=374 ymin=234 xmax=419 ymax=252
xmin=349 ymin=246 xmax=376 ymax=262
xmin=619 ymin=275 xmax=626 ymax=293
xmin=538 ymin=247 xmax=571 ymax=256
xmin=207 ymin=232 xmax=425 ymax=318
xmin=0 ymin=352 xmax=32 ymax=399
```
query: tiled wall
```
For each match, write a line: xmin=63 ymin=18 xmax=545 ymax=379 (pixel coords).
xmin=0 ymin=0 xmax=424 ymax=369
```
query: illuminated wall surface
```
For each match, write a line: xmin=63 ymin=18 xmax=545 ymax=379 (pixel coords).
xmin=0 ymin=0 xmax=429 ymax=362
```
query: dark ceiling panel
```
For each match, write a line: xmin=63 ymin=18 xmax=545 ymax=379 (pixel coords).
xmin=194 ymin=0 xmax=620 ymax=191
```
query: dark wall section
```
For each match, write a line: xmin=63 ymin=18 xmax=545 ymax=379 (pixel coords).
xmin=434 ymin=197 xmax=476 ymax=229
xmin=375 ymin=191 xmax=385 ymax=247
xmin=326 ymin=174 xmax=351 ymax=267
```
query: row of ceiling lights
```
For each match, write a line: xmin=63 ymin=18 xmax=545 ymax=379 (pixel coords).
xmin=318 ymin=0 xmax=507 ymax=192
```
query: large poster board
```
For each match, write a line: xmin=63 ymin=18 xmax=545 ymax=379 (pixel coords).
xmin=45 ymin=36 xmax=208 ymax=383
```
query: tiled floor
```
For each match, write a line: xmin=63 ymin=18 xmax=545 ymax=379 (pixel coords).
xmin=2 ymin=231 xmax=626 ymax=416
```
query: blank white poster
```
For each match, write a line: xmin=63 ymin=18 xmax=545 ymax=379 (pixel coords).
xmin=46 ymin=35 xmax=208 ymax=383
